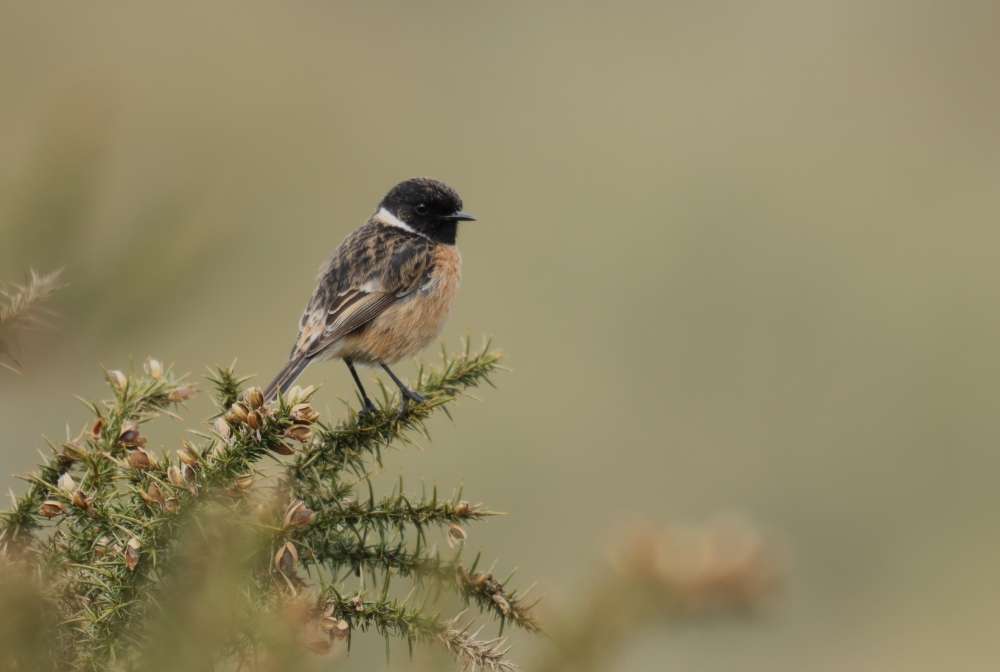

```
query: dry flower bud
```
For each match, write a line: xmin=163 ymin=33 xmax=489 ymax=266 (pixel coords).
xmin=145 ymin=358 xmax=163 ymax=380
xmin=164 ymin=497 xmax=180 ymax=513
xmin=140 ymin=482 xmax=165 ymax=508
xmin=167 ymin=465 xmax=185 ymax=488
xmin=269 ymin=441 xmax=295 ymax=456
xmin=108 ymin=370 xmax=128 ymax=391
xmin=168 ymin=385 xmax=195 ymax=402
xmin=235 ymin=474 xmax=254 ymax=491
xmin=213 ymin=417 xmax=232 ymax=441
xmin=40 ymin=500 xmax=66 ymax=518
xmin=57 ymin=473 xmax=77 ymax=493
xmin=447 ymin=523 xmax=467 ymax=549
xmin=274 ymin=541 xmax=299 ymax=576
xmin=125 ymin=537 xmax=141 ymax=571
xmin=177 ymin=441 xmax=200 ymax=466
xmin=226 ymin=403 xmax=249 ymax=425
xmin=290 ymin=403 xmax=320 ymax=424
xmin=285 ymin=385 xmax=316 ymax=406
xmin=118 ymin=423 xmax=142 ymax=448
xmin=285 ymin=425 xmax=313 ymax=443
xmin=246 ymin=410 xmax=262 ymax=430
xmin=127 ymin=448 xmax=153 ymax=470
xmin=72 ymin=490 xmax=91 ymax=511
xmin=244 ymin=386 xmax=265 ymax=410
xmin=90 ymin=418 xmax=105 ymax=440
xmin=283 ymin=500 xmax=316 ymax=529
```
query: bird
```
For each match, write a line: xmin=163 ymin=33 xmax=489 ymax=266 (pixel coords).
xmin=263 ymin=177 xmax=476 ymax=414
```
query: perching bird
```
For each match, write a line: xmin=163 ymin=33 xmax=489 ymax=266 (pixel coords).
xmin=263 ymin=177 xmax=476 ymax=413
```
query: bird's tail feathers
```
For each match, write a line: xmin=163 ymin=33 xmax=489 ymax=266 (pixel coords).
xmin=263 ymin=356 xmax=311 ymax=402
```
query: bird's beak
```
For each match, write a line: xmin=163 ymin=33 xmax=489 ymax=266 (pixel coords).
xmin=444 ymin=211 xmax=477 ymax=222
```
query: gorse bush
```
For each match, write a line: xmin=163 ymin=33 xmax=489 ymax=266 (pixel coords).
xmin=0 ymin=340 xmax=537 ymax=671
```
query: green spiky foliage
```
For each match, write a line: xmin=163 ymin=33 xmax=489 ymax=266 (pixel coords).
xmin=0 ymin=340 xmax=537 ymax=671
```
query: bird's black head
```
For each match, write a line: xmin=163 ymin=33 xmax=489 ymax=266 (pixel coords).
xmin=376 ymin=177 xmax=475 ymax=245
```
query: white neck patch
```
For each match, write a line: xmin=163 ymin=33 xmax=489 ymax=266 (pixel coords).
xmin=373 ymin=207 xmax=430 ymax=240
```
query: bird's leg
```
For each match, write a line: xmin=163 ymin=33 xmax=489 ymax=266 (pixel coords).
xmin=379 ymin=362 xmax=426 ymax=414
xmin=344 ymin=358 xmax=378 ymax=416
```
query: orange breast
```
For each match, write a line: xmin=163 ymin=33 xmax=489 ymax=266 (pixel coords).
xmin=343 ymin=245 xmax=462 ymax=364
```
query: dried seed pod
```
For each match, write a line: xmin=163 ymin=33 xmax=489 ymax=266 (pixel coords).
xmin=124 ymin=537 xmax=141 ymax=571
xmin=145 ymin=358 xmax=163 ymax=380
xmin=168 ymin=385 xmax=195 ymax=402
xmin=39 ymin=500 xmax=66 ymax=518
xmin=226 ymin=403 xmax=249 ymax=425
xmin=234 ymin=474 xmax=254 ymax=491
xmin=447 ymin=523 xmax=467 ymax=549
xmin=177 ymin=441 xmax=200 ymax=466
xmin=167 ymin=465 xmax=185 ymax=488
xmin=274 ymin=541 xmax=299 ymax=576
xmin=244 ymin=387 xmax=265 ymax=410
xmin=283 ymin=500 xmax=316 ymax=529
xmin=164 ymin=497 xmax=180 ymax=513
xmin=118 ymin=423 xmax=142 ymax=448
xmin=57 ymin=472 xmax=77 ymax=493
xmin=246 ymin=410 xmax=262 ymax=430
xmin=285 ymin=385 xmax=316 ymax=406
xmin=284 ymin=425 xmax=313 ymax=443
xmin=140 ymin=482 xmax=165 ymax=508
xmin=269 ymin=441 xmax=295 ymax=456
xmin=290 ymin=403 xmax=320 ymax=425
xmin=127 ymin=448 xmax=153 ymax=470
xmin=108 ymin=370 xmax=128 ymax=391
xmin=71 ymin=490 xmax=91 ymax=511
xmin=90 ymin=417 xmax=105 ymax=440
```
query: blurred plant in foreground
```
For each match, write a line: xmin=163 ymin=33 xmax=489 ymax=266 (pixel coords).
xmin=0 ymin=268 xmax=64 ymax=373
xmin=530 ymin=519 xmax=780 ymax=672
xmin=0 ymin=340 xmax=539 ymax=671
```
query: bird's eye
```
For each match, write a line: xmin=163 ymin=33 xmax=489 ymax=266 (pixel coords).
xmin=415 ymin=203 xmax=428 ymax=215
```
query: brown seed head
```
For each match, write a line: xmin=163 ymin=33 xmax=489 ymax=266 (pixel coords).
xmin=177 ymin=441 xmax=200 ymax=466
xmin=167 ymin=465 xmax=185 ymax=488
xmin=127 ymin=448 xmax=154 ymax=470
xmin=71 ymin=490 xmax=91 ymax=511
xmin=244 ymin=386 xmax=265 ymax=410
xmin=285 ymin=425 xmax=313 ymax=443
xmin=283 ymin=500 xmax=316 ymax=529
xmin=246 ymin=410 xmax=262 ymax=430
xmin=290 ymin=403 xmax=320 ymax=425
xmin=213 ymin=417 xmax=232 ymax=441
xmin=168 ymin=385 xmax=195 ymax=402
xmin=124 ymin=537 xmax=141 ymax=571
xmin=40 ymin=500 xmax=66 ymax=518
xmin=274 ymin=541 xmax=299 ymax=576
xmin=226 ymin=403 xmax=249 ymax=425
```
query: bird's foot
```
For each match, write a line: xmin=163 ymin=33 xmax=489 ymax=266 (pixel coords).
xmin=395 ymin=387 xmax=426 ymax=418
xmin=358 ymin=398 xmax=379 ymax=419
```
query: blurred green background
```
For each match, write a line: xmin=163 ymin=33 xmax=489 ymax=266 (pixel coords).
xmin=2 ymin=1 xmax=999 ymax=669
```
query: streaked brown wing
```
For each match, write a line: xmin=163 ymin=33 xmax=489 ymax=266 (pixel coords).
xmin=290 ymin=226 xmax=435 ymax=360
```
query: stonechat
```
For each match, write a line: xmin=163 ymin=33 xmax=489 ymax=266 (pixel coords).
xmin=264 ymin=178 xmax=476 ymax=413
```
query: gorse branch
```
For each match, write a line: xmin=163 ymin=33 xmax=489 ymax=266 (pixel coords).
xmin=0 ymin=340 xmax=535 ymax=671
xmin=0 ymin=268 xmax=65 ymax=372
